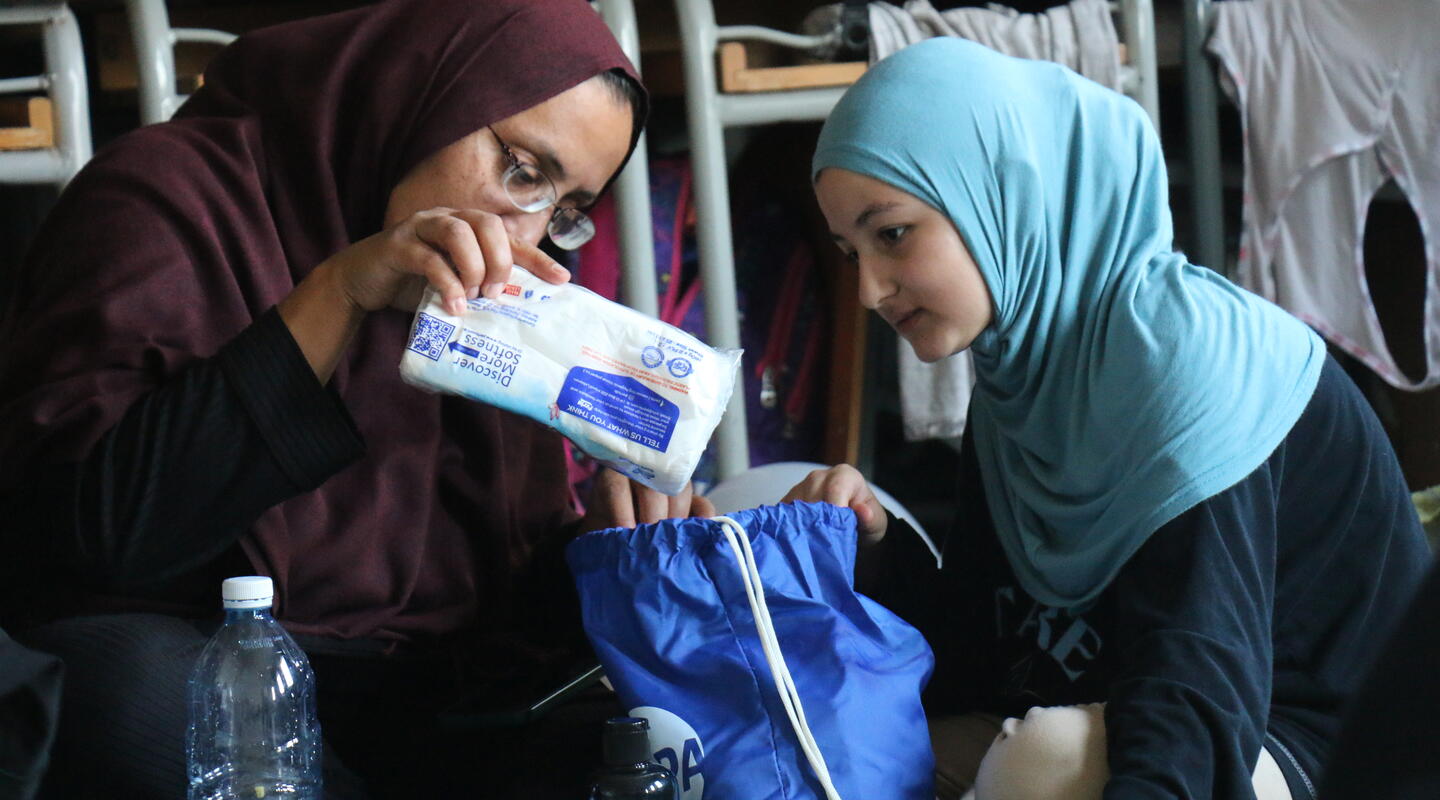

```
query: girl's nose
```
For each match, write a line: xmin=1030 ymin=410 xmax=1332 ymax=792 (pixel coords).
xmin=856 ymin=260 xmax=891 ymax=310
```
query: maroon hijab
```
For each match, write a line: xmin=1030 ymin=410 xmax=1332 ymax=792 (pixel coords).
xmin=0 ymin=0 xmax=641 ymax=642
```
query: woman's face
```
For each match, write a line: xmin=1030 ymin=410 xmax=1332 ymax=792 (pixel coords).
xmin=384 ymin=74 xmax=634 ymax=245
xmin=815 ymin=167 xmax=994 ymax=362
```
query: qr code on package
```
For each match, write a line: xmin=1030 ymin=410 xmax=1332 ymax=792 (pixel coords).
xmin=407 ymin=313 xmax=456 ymax=361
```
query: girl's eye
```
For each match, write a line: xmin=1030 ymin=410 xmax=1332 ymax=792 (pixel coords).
xmin=878 ymin=225 xmax=910 ymax=245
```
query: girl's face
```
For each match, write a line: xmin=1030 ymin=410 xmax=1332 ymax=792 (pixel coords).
xmin=384 ymin=74 xmax=633 ymax=245
xmin=815 ymin=168 xmax=994 ymax=362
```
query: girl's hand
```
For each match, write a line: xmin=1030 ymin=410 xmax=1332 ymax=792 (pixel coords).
xmin=321 ymin=207 xmax=571 ymax=315
xmin=780 ymin=464 xmax=888 ymax=546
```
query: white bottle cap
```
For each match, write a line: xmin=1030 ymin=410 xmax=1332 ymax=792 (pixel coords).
xmin=222 ymin=576 xmax=274 ymax=609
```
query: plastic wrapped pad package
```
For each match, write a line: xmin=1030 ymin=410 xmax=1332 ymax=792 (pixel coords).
xmin=400 ymin=267 xmax=741 ymax=495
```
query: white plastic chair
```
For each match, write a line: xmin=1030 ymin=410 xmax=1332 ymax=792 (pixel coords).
xmin=0 ymin=3 xmax=91 ymax=188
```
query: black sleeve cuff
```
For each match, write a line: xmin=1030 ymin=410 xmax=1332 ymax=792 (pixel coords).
xmin=856 ymin=511 xmax=942 ymax=605
xmin=216 ymin=307 xmax=365 ymax=491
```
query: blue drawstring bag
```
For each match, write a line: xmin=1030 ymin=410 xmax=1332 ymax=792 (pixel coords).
xmin=566 ymin=501 xmax=935 ymax=800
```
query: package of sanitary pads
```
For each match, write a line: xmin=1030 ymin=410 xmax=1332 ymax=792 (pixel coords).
xmin=400 ymin=267 xmax=741 ymax=495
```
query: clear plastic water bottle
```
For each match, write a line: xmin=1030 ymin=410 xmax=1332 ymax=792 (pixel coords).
xmin=589 ymin=717 xmax=680 ymax=799
xmin=186 ymin=576 xmax=322 ymax=800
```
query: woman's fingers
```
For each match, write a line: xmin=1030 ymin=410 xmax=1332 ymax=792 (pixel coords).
xmin=667 ymin=482 xmax=717 ymax=521
xmin=634 ymin=482 xmax=670 ymax=525
xmin=666 ymin=483 xmax=694 ymax=521
xmin=587 ymin=468 xmax=635 ymax=530
xmin=400 ymin=226 xmax=470 ymax=316
xmin=510 ymin=236 xmax=572 ymax=285
xmin=689 ymin=491 xmax=717 ymax=519
xmin=582 ymin=470 xmax=689 ymax=530
xmin=413 ymin=208 xmax=526 ymax=311
xmin=406 ymin=210 xmax=479 ymax=315
xmin=453 ymin=210 xmax=514 ymax=299
xmin=582 ymin=472 xmax=722 ymax=532
xmin=330 ymin=205 xmax=580 ymax=314
xmin=403 ymin=208 xmax=570 ymax=314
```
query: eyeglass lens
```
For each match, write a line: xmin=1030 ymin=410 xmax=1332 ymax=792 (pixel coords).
xmin=548 ymin=207 xmax=596 ymax=250
xmin=502 ymin=163 xmax=555 ymax=214
xmin=499 ymin=155 xmax=595 ymax=250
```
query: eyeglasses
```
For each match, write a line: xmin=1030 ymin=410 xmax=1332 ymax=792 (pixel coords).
xmin=489 ymin=127 xmax=596 ymax=250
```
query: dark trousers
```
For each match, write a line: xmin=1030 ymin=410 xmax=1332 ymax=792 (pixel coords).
xmin=18 ymin=613 xmax=620 ymax=799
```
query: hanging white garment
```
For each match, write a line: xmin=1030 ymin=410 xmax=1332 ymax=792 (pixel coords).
xmin=868 ymin=0 xmax=1122 ymax=88
xmin=1209 ymin=0 xmax=1440 ymax=390
xmin=859 ymin=0 xmax=1123 ymax=440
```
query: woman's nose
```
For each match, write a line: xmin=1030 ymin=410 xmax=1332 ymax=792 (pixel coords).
xmin=504 ymin=211 xmax=549 ymax=249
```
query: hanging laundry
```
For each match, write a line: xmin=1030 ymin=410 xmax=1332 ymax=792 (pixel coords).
xmin=804 ymin=0 xmax=1124 ymax=440
xmin=1209 ymin=0 xmax=1440 ymax=390
xmin=867 ymin=0 xmax=1122 ymax=88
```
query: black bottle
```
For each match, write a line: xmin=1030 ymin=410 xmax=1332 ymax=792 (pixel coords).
xmin=588 ymin=717 xmax=681 ymax=799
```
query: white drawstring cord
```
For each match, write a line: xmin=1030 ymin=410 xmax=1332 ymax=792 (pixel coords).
xmin=712 ymin=515 xmax=843 ymax=800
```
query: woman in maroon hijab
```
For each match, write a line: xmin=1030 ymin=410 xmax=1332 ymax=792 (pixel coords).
xmin=0 ymin=0 xmax=705 ymax=795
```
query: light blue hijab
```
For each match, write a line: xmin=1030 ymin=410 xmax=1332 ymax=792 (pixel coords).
xmin=813 ymin=38 xmax=1324 ymax=609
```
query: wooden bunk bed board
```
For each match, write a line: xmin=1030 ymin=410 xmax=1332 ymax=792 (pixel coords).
xmin=718 ymin=39 xmax=1130 ymax=94
xmin=0 ymin=97 xmax=53 ymax=151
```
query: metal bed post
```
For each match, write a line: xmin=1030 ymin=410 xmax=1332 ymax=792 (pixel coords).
xmin=127 ymin=0 xmax=179 ymax=125
xmin=597 ymin=0 xmax=659 ymax=316
xmin=1117 ymin=0 xmax=1159 ymax=129
xmin=0 ymin=3 xmax=91 ymax=187
xmin=126 ymin=0 xmax=236 ymax=125
xmin=674 ymin=0 xmax=852 ymax=481
xmin=1183 ymin=0 xmax=1225 ymax=275
xmin=675 ymin=0 xmax=751 ymax=480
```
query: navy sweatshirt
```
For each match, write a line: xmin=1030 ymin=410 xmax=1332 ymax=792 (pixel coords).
xmin=1320 ymin=558 xmax=1440 ymax=799
xmin=860 ymin=356 xmax=1431 ymax=799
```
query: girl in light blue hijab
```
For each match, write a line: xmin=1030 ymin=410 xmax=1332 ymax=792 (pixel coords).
xmin=782 ymin=37 xmax=1429 ymax=799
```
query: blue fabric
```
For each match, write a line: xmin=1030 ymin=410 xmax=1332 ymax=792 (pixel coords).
xmin=566 ymin=501 xmax=934 ymax=800
xmin=811 ymin=38 xmax=1325 ymax=609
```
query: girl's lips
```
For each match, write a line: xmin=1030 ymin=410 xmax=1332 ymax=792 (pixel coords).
xmin=893 ymin=308 xmax=922 ymax=332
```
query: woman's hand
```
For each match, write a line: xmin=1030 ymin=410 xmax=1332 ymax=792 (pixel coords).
xmin=279 ymin=207 xmax=570 ymax=383
xmin=580 ymin=468 xmax=717 ymax=533
xmin=323 ymin=207 xmax=571 ymax=316
xmin=780 ymin=464 xmax=888 ymax=546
